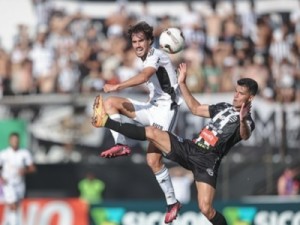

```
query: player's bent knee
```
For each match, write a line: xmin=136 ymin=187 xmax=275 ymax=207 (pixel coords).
xmin=145 ymin=126 xmax=158 ymax=140
xmin=146 ymin=154 xmax=163 ymax=168
xmin=104 ymin=97 xmax=115 ymax=110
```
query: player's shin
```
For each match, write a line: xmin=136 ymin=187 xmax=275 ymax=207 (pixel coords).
xmin=155 ymin=166 xmax=177 ymax=205
xmin=105 ymin=117 xmax=147 ymax=141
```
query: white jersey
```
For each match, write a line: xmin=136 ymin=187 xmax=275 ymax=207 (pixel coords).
xmin=0 ymin=147 xmax=34 ymax=185
xmin=114 ymin=47 xmax=181 ymax=144
xmin=143 ymin=47 xmax=181 ymax=104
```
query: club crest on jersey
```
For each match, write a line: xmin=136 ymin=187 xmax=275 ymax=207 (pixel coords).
xmin=206 ymin=168 xmax=214 ymax=176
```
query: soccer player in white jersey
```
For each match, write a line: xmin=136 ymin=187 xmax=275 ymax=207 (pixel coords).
xmin=0 ymin=132 xmax=36 ymax=225
xmin=93 ymin=21 xmax=182 ymax=223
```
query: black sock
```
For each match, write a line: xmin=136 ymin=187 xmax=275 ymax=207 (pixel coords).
xmin=209 ymin=211 xmax=228 ymax=225
xmin=105 ymin=117 xmax=147 ymax=141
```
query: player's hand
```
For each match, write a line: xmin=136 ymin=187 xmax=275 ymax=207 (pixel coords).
xmin=177 ymin=63 xmax=187 ymax=84
xmin=103 ymin=84 xmax=118 ymax=93
xmin=19 ymin=168 xmax=26 ymax=176
xmin=240 ymin=102 xmax=251 ymax=122
xmin=0 ymin=177 xmax=6 ymax=184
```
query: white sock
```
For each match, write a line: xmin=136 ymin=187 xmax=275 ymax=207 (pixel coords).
xmin=155 ymin=166 xmax=177 ymax=205
xmin=110 ymin=114 xmax=126 ymax=145
xmin=8 ymin=209 xmax=18 ymax=225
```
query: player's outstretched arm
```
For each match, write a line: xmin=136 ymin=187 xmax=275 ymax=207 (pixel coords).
xmin=239 ymin=102 xmax=251 ymax=140
xmin=103 ymin=67 xmax=156 ymax=93
xmin=178 ymin=63 xmax=210 ymax=118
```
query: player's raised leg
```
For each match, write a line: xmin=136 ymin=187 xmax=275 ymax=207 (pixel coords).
xmin=92 ymin=95 xmax=131 ymax=158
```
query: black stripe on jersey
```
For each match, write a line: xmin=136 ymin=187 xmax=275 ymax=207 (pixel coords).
xmin=156 ymin=66 xmax=177 ymax=103
xmin=168 ymin=105 xmax=179 ymax=132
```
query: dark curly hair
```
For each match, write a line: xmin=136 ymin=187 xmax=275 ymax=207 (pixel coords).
xmin=128 ymin=21 xmax=154 ymax=45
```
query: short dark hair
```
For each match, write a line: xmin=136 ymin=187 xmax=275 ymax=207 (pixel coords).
xmin=10 ymin=132 xmax=19 ymax=138
xmin=128 ymin=21 xmax=154 ymax=45
xmin=237 ymin=78 xmax=258 ymax=96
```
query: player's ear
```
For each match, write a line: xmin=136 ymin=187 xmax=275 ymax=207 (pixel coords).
xmin=248 ymin=95 xmax=254 ymax=103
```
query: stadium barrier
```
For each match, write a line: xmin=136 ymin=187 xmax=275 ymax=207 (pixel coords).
xmin=0 ymin=197 xmax=299 ymax=225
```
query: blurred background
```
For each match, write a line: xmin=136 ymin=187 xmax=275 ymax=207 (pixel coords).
xmin=0 ymin=0 xmax=299 ymax=224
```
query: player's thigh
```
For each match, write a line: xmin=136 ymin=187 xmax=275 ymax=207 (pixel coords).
xmin=130 ymin=101 xmax=178 ymax=130
xmin=129 ymin=99 xmax=152 ymax=125
xmin=150 ymin=104 xmax=178 ymax=130
xmin=105 ymin=96 xmax=136 ymax=118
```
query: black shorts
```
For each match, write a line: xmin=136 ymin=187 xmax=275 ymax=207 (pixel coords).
xmin=165 ymin=132 xmax=221 ymax=188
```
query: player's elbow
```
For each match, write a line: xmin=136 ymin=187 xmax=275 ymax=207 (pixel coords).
xmin=241 ymin=133 xmax=251 ymax=140
xmin=190 ymin=105 xmax=201 ymax=115
xmin=141 ymin=75 xmax=150 ymax=83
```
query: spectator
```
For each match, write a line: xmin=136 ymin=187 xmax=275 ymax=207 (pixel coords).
xmin=277 ymin=167 xmax=300 ymax=196
xmin=204 ymin=0 xmax=223 ymax=51
xmin=11 ymin=58 xmax=34 ymax=95
xmin=136 ymin=0 xmax=158 ymax=28
xmin=202 ymin=53 xmax=222 ymax=93
xmin=32 ymin=0 xmax=54 ymax=27
xmin=178 ymin=0 xmax=204 ymax=49
xmin=81 ymin=67 xmax=105 ymax=93
xmin=1 ymin=0 xmax=300 ymax=103
xmin=29 ymin=26 xmax=57 ymax=93
xmin=57 ymin=57 xmax=80 ymax=93
xmin=78 ymin=171 xmax=106 ymax=204
xmin=272 ymin=58 xmax=296 ymax=102
xmin=0 ymin=48 xmax=12 ymax=96
xmin=220 ymin=56 xmax=238 ymax=92
xmin=182 ymin=56 xmax=204 ymax=93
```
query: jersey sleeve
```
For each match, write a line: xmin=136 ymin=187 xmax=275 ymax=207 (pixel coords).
xmin=208 ymin=102 xmax=228 ymax=118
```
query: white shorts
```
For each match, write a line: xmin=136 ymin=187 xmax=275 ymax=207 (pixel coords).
xmin=128 ymin=98 xmax=179 ymax=132
xmin=2 ymin=182 xmax=25 ymax=204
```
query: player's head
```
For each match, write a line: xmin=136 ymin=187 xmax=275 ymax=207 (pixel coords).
xmin=238 ymin=78 xmax=258 ymax=96
xmin=128 ymin=21 xmax=154 ymax=44
xmin=233 ymin=78 xmax=258 ymax=109
xmin=128 ymin=21 xmax=154 ymax=59
xmin=9 ymin=132 xmax=20 ymax=150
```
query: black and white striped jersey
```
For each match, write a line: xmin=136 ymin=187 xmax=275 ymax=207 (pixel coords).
xmin=193 ymin=102 xmax=255 ymax=157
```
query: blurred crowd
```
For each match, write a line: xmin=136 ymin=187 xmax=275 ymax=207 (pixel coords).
xmin=0 ymin=0 xmax=300 ymax=102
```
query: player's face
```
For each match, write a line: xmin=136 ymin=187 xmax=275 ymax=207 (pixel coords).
xmin=131 ymin=32 xmax=152 ymax=60
xmin=10 ymin=135 xmax=19 ymax=150
xmin=233 ymin=85 xmax=253 ymax=110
